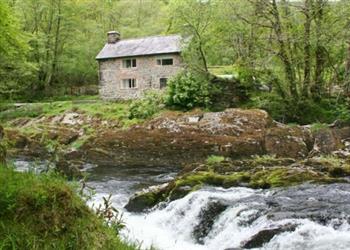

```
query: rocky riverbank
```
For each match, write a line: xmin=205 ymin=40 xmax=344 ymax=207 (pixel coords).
xmin=3 ymin=108 xmax=350 ymax=206
xmin=4 ymin=108 xmax=350 ymax=166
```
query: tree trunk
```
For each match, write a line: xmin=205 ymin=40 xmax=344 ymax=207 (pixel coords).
xmin=312 ymin=0 xmax=326 ymax=100
xmin=47 ymin=0 xmax=62 ymax=87
xmin=302 ymin=0 xmax=312 ymax=98
xmin=344 ymin=40 xmax=350 ymax=95
xmin=271 ymin=0 xmax=298 ymax=100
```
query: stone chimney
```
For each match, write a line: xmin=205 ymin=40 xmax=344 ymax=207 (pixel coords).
xmin=107 ymin=31 xmax=120 ymax=44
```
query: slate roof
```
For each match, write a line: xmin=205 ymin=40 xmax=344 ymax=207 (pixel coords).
xmin=96 ymin=34 xmax=182 ymax=60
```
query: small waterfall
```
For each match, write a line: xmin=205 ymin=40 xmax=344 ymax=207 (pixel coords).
xmin=120 ymin=185 xmax=350 ymax=250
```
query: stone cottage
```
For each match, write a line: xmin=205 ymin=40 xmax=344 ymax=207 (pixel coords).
xmin=96 ymin=31 xmax=183 ymax=100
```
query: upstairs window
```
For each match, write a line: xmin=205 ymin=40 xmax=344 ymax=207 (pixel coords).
xmin=157 ymin=58 xmax=173 ymax=66
xmin=122 ymin=58 xmax=137 ymax=68
xmin=160 ymin=78 xmax=168 ymax=88
xmin=121 ymin=79 xmax=137 ymax=89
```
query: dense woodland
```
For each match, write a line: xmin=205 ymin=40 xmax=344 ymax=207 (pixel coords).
xmin=1 ymin=0 xmax=350 ymax=123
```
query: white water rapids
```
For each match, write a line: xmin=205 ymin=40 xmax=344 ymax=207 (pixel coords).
xmin=92 ymin=186 xmax=350 ymax=250
xmin=14 ymin=160 xmax=350 ymax=250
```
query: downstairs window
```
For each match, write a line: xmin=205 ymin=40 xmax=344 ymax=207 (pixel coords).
xmin=121 ymin=79 xmax=137 ymax=89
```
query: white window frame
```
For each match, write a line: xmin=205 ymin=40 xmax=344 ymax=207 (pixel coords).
xmin=122 ymin=58 xmax=137 ymax=68
xmin=156 ymin=57 xmax=174 ymax=66
xmin=121 ymin=78 xmax=137 ymax=89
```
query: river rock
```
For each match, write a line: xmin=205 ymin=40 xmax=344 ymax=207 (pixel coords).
xmin=124 ymin=184 xmax=168 ymax=213
xmin=240 ymin=224 xmax=297 ymax=249
xmin=61 ymin=112 xmax=84 ymax=125
xmin=310 ymin=128 xmax=342 ymax=156
xmin=192 ymin=201 xmax=228 ymax=244
xmin=265 ymin=124 xmax=311 ymax=158
xmin=56 ymin=159 xmax=83 ymax=179
xmin=47 ymin=128 xmax=79 ymax=145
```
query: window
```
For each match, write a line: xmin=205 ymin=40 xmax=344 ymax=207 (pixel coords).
xmin=160 ymin=78 xmax=168 ymax=88
xmin=122 ymin=58 xmax=137 ymax=68
xmin=121 ymin=79 xmax=137 ymax=89
xmin=157 ymin=58 xmax=173 ymax=66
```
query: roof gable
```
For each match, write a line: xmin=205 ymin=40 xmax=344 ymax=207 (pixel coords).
xmin=96 ymin=34 xmax=182 ymax=60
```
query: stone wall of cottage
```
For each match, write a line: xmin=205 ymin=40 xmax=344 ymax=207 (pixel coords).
xmin=98 ymin=53 xmax=182 ymax=100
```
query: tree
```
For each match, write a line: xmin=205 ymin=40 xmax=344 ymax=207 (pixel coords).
xmin=169 ymin=0 xmax=215 ymax=74
xmin=0 ymin=1 xmax=35 ymax=100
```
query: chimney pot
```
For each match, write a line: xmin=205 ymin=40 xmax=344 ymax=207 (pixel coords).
xmin=107 ymin=31 xmax=120 ymax=44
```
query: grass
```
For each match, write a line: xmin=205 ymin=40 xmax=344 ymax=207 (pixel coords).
xmin=310 ymin=122 xmax=329 ymax=133
xmin=206 ymin=155 xmax=225 ymax=165
xmin=0 ymin=166 xmax=139 ymax=250
xmin=208 ymin=65 xmax=238 ymax=76
xmin=0 ymin=99 xmax=142 ymax=128
xmin=251 ymin=155 xmax=279 ymax=166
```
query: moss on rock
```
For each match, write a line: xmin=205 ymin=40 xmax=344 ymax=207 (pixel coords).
xmin=125 ymin=155 xmax=350 ymax=212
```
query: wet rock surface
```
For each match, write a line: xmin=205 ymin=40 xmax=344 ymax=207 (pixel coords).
xmin=192 ymin=200 xmax=228 ymax=244
xmin=241 ymin=224 xmax=297 ymax=249
xmin=125 ymin=156 xmax=350 ymax=212
xmin=124 ymin=183 xmax=168 ymax=213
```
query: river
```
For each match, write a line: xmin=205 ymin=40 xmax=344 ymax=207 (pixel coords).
xmin=14 ymin=160 xmax=350 ymax=250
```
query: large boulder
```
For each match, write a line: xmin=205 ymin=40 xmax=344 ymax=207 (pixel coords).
xmin=265 ymin=124 xmax=312 ymax=158
xmin=82 ymin=109 xmax=272 ymax=167
xmin=310 ymin=127 xmax=347 ymax=156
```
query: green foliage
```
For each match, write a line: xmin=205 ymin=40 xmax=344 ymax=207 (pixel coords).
xmin=166 ymin=71 xmax=217 ymax=109
xmin=248 ymin=92 xmax=350 ymax=124
xmin=206 ymin=155 xmax=225 ymax=165
xmin=128 ymin=90 xmax=165 ymax=119
xmin=170 ymin=0 xmax=214 ymax=72
xmin=0 ymin=1 xmax=36 ymax=100
xmin=94 ymin=194 xmax=125 ymax=235
xmin=0 ymin=0 xmax=172 ymax=100
xmin=0 ymin=166 xmax=137 ymax=250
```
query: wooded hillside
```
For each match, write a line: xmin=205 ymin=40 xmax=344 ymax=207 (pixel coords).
xmin=1 ymin=0 xmax=350 ymax=123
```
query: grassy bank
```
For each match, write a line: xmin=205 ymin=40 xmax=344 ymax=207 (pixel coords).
xmin=0 ymin=166 xmax=137 ymax=250
xmin=0 ymin=98 xmax=143 ymax=128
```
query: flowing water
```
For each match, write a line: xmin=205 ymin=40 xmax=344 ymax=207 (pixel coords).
xmin=14 ymin=160 xmax=350 ymax=250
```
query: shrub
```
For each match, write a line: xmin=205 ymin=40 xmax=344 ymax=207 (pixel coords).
xmin=248 ymin=93 xmax=350 ymax=124
xmin=165 ymin=71 xmax=216 ymax=110
xmin=248 ymin=92 xmax=289 ymax=122
xmin=128 ymin=90 xmax=165 ymax=119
